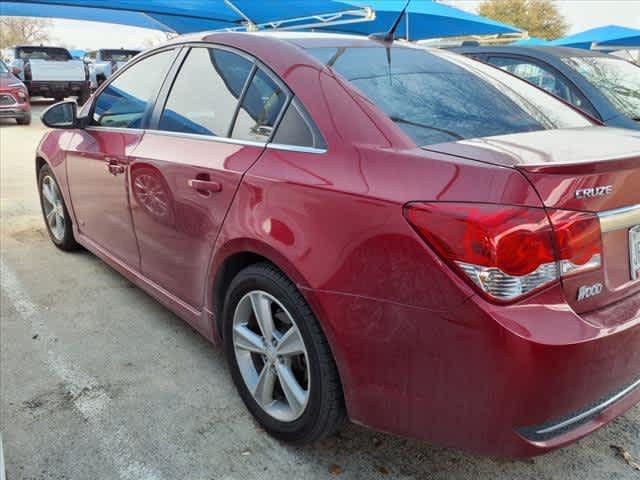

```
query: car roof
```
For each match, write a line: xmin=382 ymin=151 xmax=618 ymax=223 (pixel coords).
xmin=171 ymin=31 xmax=402 ymax=49
xmin=453 ymin=45 xmax=610 ymax=59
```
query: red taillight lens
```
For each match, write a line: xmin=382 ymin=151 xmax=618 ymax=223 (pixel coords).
xmin=404 ymin=203 xmax=602 ymax=302
xmin=548 ymin=210 xmax=602 ymax=276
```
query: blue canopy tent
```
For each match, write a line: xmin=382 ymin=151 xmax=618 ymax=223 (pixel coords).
xmin=549 ymin=25 xmax=640 ymax=50
xmin=0 ymin=0 xmax=521 ymax=40
xmin=512 ymin=37 xmax=548 ymax=46
xmin=314 ymin=0 xmax=522 ymax=40
xmin=0 ymin=0 xmax=375 ymax=34
xmin=69 ymin=48 xmax=86 ymax=58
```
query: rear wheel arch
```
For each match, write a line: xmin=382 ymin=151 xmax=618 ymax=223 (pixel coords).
xmin=212 ymin=246 xmax=311 ymax=338
xmin=210 ymin=245 xmax=350 ymax=408
xmin=35 ymin=156 xmax=47 ymax=176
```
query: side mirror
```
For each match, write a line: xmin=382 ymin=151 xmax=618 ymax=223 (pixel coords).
xmin=41 ymin=101 xmax=80 ymax=129
xmin=11 ymin=66 xmax=21 ymax=76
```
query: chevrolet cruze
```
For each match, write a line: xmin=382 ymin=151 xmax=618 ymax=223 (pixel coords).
xmin=36 ymin=32 xmax=640 ymax=457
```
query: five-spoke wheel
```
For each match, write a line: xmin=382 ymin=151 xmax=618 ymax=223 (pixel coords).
xmin=233 ymin=290 xmax=310 ymax=422
xmin=223 ymin=263 xmax=345 ymax=444
xmin=38 ymin=164 xmax=78 ymax=251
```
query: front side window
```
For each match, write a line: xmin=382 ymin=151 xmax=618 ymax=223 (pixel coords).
xmin=159 ymin=47 xmax=253 ymax=136
xmin=308 ymin=46 xmax=593 ymax=146
xmin=487 ymin=56 xmax=595 ymax=116
xmin=562 ymin=56 xmax=640 ymax=120
xmin=232 ymin=68 xmax=288 ymax=142
xmin=93 ymin=49 xmax=177 ymax=129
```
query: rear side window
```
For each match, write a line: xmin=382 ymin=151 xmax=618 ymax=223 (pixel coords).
xmin=231 ymin=68 xmax=288 ymax=142
xmin=159 ymin=47 xmax=253 ymax=136
xmin=308 ymin=47 xmax=593 ymax=146
xmin=93 ymin=49 xmax=177 ymax=129
xmin=16 ymin=47 xmax=71 ymax=61
xmin=272 ymin=98 xmax=326 ymax=149
xmin=487 ymin=56 xmax=597 ymax=117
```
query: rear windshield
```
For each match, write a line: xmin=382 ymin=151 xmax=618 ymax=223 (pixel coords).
xmin=0 ymin=61 xmax=7 ymax=74
xmin=562 ymin=56 xmax=640 ymax=120
xmin=17 ymin=47 xmax=72 ymax=61
xmin=101 ymin=49 xmax=140 ymax=62
xmin=308 ymin=46 xmax=593 ymax=146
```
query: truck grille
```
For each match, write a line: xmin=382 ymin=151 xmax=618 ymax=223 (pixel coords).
xmin=0 ymin=94 xmax=17 ymax=106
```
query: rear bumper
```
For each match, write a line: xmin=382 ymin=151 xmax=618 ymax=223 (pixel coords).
xmin=25 ymin=80 xmax=88 ymax=97
xmin=307 ymin=284 xmax=640 ymax=457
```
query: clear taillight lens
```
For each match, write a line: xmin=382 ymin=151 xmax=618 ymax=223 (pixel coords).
xmin=404 ymin=203 xmax=602 ymax=302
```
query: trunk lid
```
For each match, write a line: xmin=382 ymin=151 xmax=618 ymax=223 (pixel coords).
xmin=424 ymin=127 xmax=640 ymax=323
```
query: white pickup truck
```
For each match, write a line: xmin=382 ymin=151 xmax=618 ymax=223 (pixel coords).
xmin=7 ymin=45 xmax=90 ymax=104
xmin=85 ymin=48 xmax=141 ymax=90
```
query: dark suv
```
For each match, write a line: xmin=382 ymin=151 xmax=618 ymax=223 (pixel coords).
xmin=455 ymin=45 xmax=640 ymax=130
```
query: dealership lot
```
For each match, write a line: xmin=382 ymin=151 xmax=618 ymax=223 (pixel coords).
xmin=1 ymin=103 xmax=639 ymax=479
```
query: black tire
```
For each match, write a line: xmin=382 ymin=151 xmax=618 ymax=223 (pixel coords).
xmin=223 ymin=263 xmax=346 ymax=444
xmin=38 ymin=164 xmax=80 ymax=251
xmin=16 ymin=112 xmax=31 ymax=125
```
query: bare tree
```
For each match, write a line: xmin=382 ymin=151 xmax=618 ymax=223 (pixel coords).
xmin=0 ymin=16 xmax=52 ymax=49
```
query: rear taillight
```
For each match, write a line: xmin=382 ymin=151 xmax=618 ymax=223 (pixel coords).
xmin=404 ymin=203 xmax=602 ymax=302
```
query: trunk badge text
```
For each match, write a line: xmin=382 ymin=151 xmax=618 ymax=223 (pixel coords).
xmin=575 ymin=186 xmax=613 ymax=199
xmin=577 ymin=283 xmax=603 ymax=301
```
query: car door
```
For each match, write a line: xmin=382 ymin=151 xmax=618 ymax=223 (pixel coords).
xmin=485 ymin=55 xmax=600 ymax=118
xmin=65 ymin=48 xmax=179 ymax=267
xmin=130 ymin=46 xmax=289 ymax=313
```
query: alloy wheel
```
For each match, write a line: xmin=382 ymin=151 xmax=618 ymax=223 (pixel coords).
xmin=41 ymin=175 xmax=66 ymax=241
xmin=232 ymin=290 xmax=310 ymax=422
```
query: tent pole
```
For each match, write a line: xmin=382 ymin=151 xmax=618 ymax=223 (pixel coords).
xmin=224 ymin=0 xmax=258 ymax=31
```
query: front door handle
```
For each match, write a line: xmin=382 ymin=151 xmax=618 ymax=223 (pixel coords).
xmin=106 ymin=158 xmax=125 ymax=176
xmin=188 ymin=179 xmax=222 ymax=196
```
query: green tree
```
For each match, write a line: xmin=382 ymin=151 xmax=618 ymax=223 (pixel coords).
xmin=478 ymin=0 xmax=569 ymax=40
xmin=0 ymin=17 xmax=52 ymax=50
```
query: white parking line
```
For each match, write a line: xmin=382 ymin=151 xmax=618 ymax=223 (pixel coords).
xmin=0 ymin=432 xmax=6 ymax=480
xmin=1 ymin=260 xmax=165 ymax=480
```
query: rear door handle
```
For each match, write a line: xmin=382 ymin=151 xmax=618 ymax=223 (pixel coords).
xmin=188 ymin=179 xmax=222 ymax=195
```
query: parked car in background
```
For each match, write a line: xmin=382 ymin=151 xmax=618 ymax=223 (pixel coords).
xmin=84 ymin=48 xmax=141 ymax=90
xmin=0 ymin=59 xmax=31 ymax=125
xmin=6 ymin=45 xmax=90 ymax=104
xmin=455 ymin=45 xmax=640 ymax=130
xmin=36 ymin=32 xmax=640 ymax=458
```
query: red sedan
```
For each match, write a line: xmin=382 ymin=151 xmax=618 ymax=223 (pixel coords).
xmin=0 ymin=59 xmax=31 ymax=125
xmin=36 ymin=32 xmax=640 ymax=457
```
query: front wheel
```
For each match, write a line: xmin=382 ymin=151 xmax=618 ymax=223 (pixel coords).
xmin=223 ymin=263 xmax=346 ymax=444
xmin=16 ymin=112 xmax=31 ymax=125
xmin=38 ymin=164 xmax=79 ymax=251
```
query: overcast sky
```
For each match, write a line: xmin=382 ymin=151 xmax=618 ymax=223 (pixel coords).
xmin=40 ymin=0 xmax=640 ymax=50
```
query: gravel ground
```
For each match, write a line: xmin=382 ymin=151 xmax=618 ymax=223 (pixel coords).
xmin=1 ymin=102 xmax=639 ymax=480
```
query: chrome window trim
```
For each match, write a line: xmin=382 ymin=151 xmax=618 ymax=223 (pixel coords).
xmin=266 ymin=143 xmax=327 ymax=154
xmin=598 ymin=204 xmax=640 ymax=233
xmin=145 ymin=128 xmax=327 ymax=154
xmin=534 ymin=376 xmax=640 ymax=436
xmin=146 ymin=128 xmax=267 ymax=148
xmin=86 ymin=126 xmax=145 ymax=135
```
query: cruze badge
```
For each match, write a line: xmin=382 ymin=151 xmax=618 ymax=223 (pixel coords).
xmin=577 ymin=283 xmax=603 ymax=301
xmin=575 ymin=185 xmax=613 ymax=199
